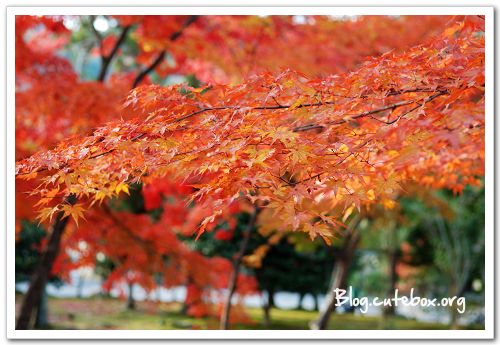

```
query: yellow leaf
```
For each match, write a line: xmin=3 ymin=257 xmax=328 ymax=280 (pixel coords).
xmin=297 ymin=83 xmax=317 ymax=96
xmin=377 ymin=174 xmax=400 ymax=195
xmin=382 ymin=199 xmax=396 ymax=209
xmin=342 ymin=204 xmax=355 ymax=222
xmin=303 ymin=222 xmax=333 ymax=245
xmin=289 ymin=96 xmax=307 ymax=110
xmin=290 ymin=146 xmax=312 ymax=166
xmin=93 ymin=191 xmax=107 ymax=205
xmin=245 ymin=147 xmax=275 ymax=167
xmin=366 ymin=189 xmax=375 ymax=201
xmin=60 ymin=204 xmax=86 ymax=226
xmin=37 ymin=207 xmax=59 ymax=224
xmin=115 ymin=182 xmax=130 ymax=196
xmin=34 ymin=187 xmax=60 ymax=208
xmin=267 ymin=126 xmax=297 ymax=147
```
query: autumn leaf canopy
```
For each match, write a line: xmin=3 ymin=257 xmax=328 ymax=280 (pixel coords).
xmin=15 ymin=16 xmax=485 ymax=242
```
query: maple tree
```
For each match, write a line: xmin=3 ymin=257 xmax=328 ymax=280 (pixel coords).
xmin=14 ymin=14 xmax=485 ymax=330
xmin=17 ymin=15 xmax=484 ymax=238
xmin=15 ymin=15 xmax=244 ymax=328
xmin=57 ymin=181 xmax=255 ymax=316
xmin=120 ymin=15 xmax=455 ymax=84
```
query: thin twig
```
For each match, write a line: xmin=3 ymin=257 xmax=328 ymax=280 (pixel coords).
xmin=132 ymin=15 xmax=199 ymax=88
xmin=293 ymin=90 xmax=448 ymax=132
xmin=15 ymin=91 xmax=447 ymax=176
xmin=97 ymin=25 xmax=132 ymax=82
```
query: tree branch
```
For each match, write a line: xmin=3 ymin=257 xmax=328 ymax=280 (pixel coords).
xmin=89 ymin=16 xmax=103 ymax=44
xmin=293 ymin=90 xmax=448 ymax=132
xmin=132 ymin=51 xmax=166 ymax=88
xmin=15 ymin=90 xmax=448 ymax=177
xmin=132 ymin=15 xmax=199 ymax=88
xmin=97 ymin=24 xmax=132 ymax=82
xmin=220 ymin=205 xmax=260 ymax=329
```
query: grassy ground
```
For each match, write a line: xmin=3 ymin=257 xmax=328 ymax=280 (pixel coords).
xmin=15 ymin=295 xmax=482 ymax=330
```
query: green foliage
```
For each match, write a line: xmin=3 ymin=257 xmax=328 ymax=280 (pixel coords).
xmin=15 ymin=221 xmax=47 ymax=282
xmin=15 ymin=221 xmax=62 ymax=286
xmin=182 ymin=212 xmax=256 ymax=262
xmin=110 ymin=183 xmax=146 ymax=214
xmin=401 ymin=185 xmax=485 ymax=297
xmin=349 ymin=252 xmax=388 ymax=297
xmin=256 ymin=235 xmax=333 ymax=298
xmin=183 ymin=213 xmax=334 ymax=299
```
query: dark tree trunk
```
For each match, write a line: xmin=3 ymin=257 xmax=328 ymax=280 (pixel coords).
xmin=180 ymin=295 xmax=188 ymax=315
xmin=16 ymin=18 xmax=197 ymax=330
xmin=16 ymin=196 xmax=76 ymax=330
xmin=310 ymin=217 xmax=361 ymax=330
xmin=179 ymin=277 xmax=192 ymax=315
xmin=16 ymin=22 xmax=134 ymax=329
xmin=263 ymin=305 xmax=270 ymax=328
xmin=268 ymin=290 xmax=275 ymax=309
xmin=220 ymin=206 xmax=260 ymax=330
xmin=383 ymin=250 xmax=398 ymax=316
xmin=34 ymin=287 xmax=48 ymax=329
xmin=313 ymin=294 xmax=320 ymax=311
xmin=262 ymin=289 xmax=274 ymax=328
xmin=297 ymin=292 xmax=305 ymax=310
xmin=126 ymin=281 xmax=136 ymax=310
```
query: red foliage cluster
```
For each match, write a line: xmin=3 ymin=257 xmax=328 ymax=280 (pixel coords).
xmin=14 ymin=15 xmax=485 ymax=327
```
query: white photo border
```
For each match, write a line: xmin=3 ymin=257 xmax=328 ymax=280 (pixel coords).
xmin=5 ymin=5 xmax=495 ymax=340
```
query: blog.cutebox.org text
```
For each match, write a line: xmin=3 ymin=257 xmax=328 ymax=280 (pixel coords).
xmin=334 ymin=287 xmax=466 ymax=314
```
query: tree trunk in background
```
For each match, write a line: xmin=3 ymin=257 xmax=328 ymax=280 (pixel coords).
xmin=449 ymin=306 xmax=459 ymax=329
xmin=262 ymin=289 xmax=274 ymax=328
xmin=16 ymin=196 xmax=76 ymax=330
xmin=34 ymin=287 xmax=48 ymax=329
xmin=99 ymin=276 xmax=111 ymax=299
xmin=76 ymin=274 xmax=84 ymax=299
xmin=180 ymin=295 xmax=188 ymax=315
xmin=383 ymin=249 xmax=398 ymax=316
xmin=179 ymin=277 xmax=192 ymax=315
xmin=126 ymin=282 xmax=136 ymax=310
xmin=269 ymin=290 xmax=275 ymax=308
xmin=310 ymin=217 xmax=361 ymax=330
xmin=297 ymin=292 xmax=305 ymax=310
xmin=220 ymin=206 xmax=260 ymax=330
xmin=448 ymin=281 xmax=460 ymax=329
xmin=16 ymin=24 xmax=136 ymax=329
xmin=313 ymin=294 xmax=320 ymax=311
